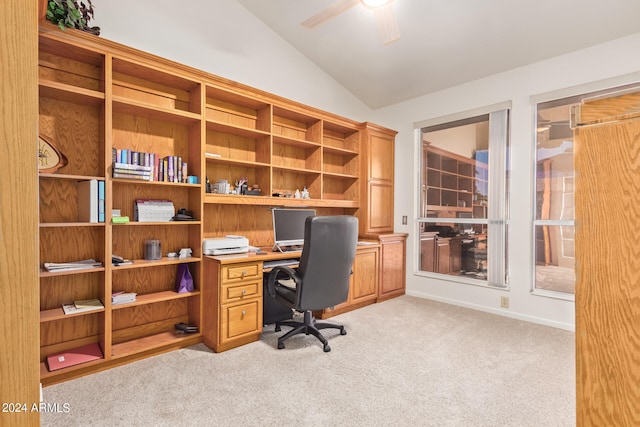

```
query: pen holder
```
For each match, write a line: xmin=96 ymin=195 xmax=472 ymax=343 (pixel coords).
xmin=144 ymin=239 xmax=162 ymax=260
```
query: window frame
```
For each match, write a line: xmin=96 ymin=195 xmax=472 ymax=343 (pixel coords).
xmin=414 ymin=103 xmax=511 ymax=288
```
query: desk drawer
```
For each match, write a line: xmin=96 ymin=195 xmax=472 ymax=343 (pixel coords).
xmin=221 ymin=281 xmax=261 ymax=304
xmin=220 ymin=300 xmax=262 ymax=343
xmin=221 ymin=263 xmax=261 ymax=283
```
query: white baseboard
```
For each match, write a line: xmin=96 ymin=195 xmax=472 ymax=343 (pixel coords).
xmin=405 ymin=290 xmax=575 ymax=332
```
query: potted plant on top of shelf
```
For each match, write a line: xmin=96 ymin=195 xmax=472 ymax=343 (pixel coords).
xmin=46 ymin=0 xmax=101 ymax=36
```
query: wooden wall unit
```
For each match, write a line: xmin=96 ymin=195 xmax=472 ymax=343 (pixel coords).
xmin=573 ymin=92 xmax=640 ymax=426
xmin=36 ymin=25 xmax=401 ymax=382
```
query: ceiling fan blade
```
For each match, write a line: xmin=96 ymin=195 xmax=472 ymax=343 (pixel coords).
xmin=374 ymin=3 xmax=400 ymax=44
xmin=301 ymin=0 xmax=360 ymax=29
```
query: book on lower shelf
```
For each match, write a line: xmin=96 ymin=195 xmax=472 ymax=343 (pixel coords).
xmin=46 ymin=343 xmax=103 ymax=372
xmin=62 ymin=298 xmax=104 ymax=315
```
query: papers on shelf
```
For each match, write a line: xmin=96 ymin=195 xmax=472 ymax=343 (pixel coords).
xmin=44 ymin=259 xmax=102 ymax=272
xmin=62 ymin=298 xmax=104 ymax=315
xmin=112 ymin=292 xmax=137 ymax=305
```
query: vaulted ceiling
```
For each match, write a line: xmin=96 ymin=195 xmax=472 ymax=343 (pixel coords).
xmin=236 ymin=0 xmax=640 ymax=109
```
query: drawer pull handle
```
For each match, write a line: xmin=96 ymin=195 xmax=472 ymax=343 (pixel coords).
xmin=241 ymin=310 xmax=246 ymax=317
xmin=242 ymin=289 xmax=247 ymax=295
xmin=241 ymin=270 xmax=247 ymax=276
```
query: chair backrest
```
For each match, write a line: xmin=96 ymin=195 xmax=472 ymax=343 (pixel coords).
xmin=295 ymin=215 xmax=358 ymax=311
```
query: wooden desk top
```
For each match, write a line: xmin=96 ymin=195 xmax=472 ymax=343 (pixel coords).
xmin=204 ymin=249 xmax=302 ymax=264
xmin=204 ymin=242 xmax=380 ymax=265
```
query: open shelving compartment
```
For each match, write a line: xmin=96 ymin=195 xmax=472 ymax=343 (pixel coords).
xmin=38 ymin=34 xmax=110 ymax=382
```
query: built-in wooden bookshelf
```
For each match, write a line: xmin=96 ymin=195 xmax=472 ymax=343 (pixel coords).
xmin=37 ymin=23 xmax=400 ymax=385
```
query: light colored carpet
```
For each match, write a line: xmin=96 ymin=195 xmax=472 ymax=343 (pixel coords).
xmin=41 ymin=296 xmax=575 ymax=426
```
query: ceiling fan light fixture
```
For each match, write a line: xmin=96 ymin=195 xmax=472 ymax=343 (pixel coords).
xmin=361 ymin=0 xmax=392 ymax=9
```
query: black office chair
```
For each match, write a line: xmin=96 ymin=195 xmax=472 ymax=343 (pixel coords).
xmin=266 ymin=215 xmax=358 ymax=352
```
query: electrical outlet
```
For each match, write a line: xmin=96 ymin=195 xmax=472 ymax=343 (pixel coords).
xmin=402 ymin=215 xmax=407 ymax=225
xmin=500 ymin=296 xmax=509 ymax=309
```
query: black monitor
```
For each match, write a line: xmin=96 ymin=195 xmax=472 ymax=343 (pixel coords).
xmin=272 ymin=208 xmax=316 ymax=252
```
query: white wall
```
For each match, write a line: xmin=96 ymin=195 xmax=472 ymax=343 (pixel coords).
xmin=370 ymin=32 xmax=640 ymax=331
xmin=92 ymin=0 xmax=372 ymax=120
xmin=94 ymin=1 xmax=640 ymax=331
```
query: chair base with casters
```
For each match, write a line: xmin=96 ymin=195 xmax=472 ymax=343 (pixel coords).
xmin=275 ymin=310 xmax=346 ymax=352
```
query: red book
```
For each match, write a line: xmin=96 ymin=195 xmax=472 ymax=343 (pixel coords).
xmin=46 ymin=343 xmax=103 ymax=371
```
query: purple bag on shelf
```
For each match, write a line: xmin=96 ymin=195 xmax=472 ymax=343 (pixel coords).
xmin=175 ymin=263 xmax=194 ymax=293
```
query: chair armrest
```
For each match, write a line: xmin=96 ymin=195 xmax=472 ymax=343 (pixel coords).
xmin=266 ymin=266 xmax=300 ymax=298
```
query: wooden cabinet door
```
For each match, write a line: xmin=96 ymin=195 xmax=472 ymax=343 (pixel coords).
xmin=378 ymin=234 xmax=407 ymax=301
xmin=360 ymin=123 xmax=397 ymax=235
xmin=351 ymin=247 xmax=379 ymax=304
xmin=573 ymin=93 xmax=640 ymax=426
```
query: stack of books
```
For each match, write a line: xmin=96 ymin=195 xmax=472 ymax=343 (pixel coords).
xmin=112 ymin=162 xmax=153 ymax=181
xmin=134 ymin=199 xmax=175 ymax=222
xmin=112 ymin=148 xmax=190 ymax=183
xmin=62 ymin=298 xmax=104 ymax=315
xmin=112 ymin=291 xmax=137 ymax=305
xmin=44 ymin=259 xmax=102 ymax=272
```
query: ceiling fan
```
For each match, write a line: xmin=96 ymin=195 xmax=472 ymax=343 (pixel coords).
xmin=301 ymin=0 xmax=400 ymax=45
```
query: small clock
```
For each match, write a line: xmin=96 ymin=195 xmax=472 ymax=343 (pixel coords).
xmin=38 ymin=135 xmax=67 ymax=173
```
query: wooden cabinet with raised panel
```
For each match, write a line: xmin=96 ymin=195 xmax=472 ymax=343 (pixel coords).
xmin=358 ymin=123 xmax=397 ymax=235
xmin=316 ymin=244 xmax=380 ymax=319
xmin=202 ymin=258 xmax=263 ymax=352
xmin=378 ymin=234 xmax=407 ymax=301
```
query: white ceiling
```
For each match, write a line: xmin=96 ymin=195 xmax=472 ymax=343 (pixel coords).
xmin=236 ymin=0 xmax=640 ymax=109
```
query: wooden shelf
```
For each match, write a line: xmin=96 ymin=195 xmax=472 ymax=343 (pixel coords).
xmin=113 ymin=220 xmax=202 ymax=226
xmin=39 ymin=79 xmax=104 ymax=106
xmin=205 ymin=120 xmax=270 ymax=139
xmin=273 ymin=135 xmax=321 ymax=149
xmin=39 ymin=173 xmax=104 ymax=181
xmin=39 ymin=266 xmax=105 ymax=278
xmin=112 ymin=96 xmax=201 ymax=126
xmin=111 ymin=178 xmax=200 ymax=188
xmin=111 ymin=331 xmax=201 ymax=359
xmin=111 ymin=290 xmax=200 ymax=310
xmin=40 ymin=222 xmax=106 ymax=228
xmin=323 ymin=145 xmax=358 ymax=156
xmin=204 ymin=193 xmax=358 ymax=208
xmin=323 ymin=171 xmax=359 ymax=179
xmin=40 ymin=355 xmax=105 ymax=380
xmin=40 ymin=306 xmax=104 ymax=323
xmin=110 ymin=256 xmax=201 ymax=270
xmin=204 ymin=155 xmax=270 ymax=169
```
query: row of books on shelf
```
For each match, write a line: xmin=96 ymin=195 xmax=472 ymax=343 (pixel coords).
xmin=112 ymin=148 xmax=189 ymax=183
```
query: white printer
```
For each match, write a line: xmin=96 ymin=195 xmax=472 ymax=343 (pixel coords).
xmin=203 ymin=235 xmax=249 ymax=255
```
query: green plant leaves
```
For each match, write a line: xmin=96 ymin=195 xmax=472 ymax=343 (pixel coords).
xmin=45 ymin=0 xmax=100 ymax=36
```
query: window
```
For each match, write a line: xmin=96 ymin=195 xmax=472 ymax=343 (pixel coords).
xmin=534 ymin=99 xmax=576 ymax=295
xmin=417 ymin=107 xmax=510 ymax=287
xmin=532 ymin=83 xmax=638 ymax=296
